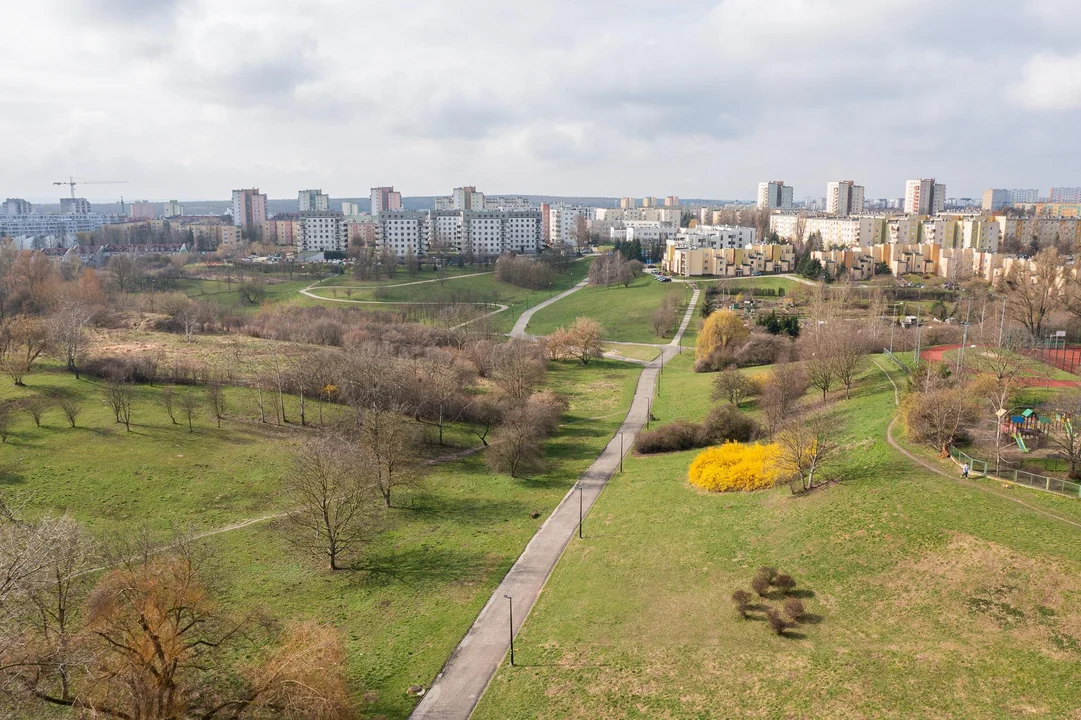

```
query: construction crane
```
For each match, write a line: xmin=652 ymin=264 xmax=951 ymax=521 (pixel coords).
xmin=53 ymin=176 xmax=128 ymax=199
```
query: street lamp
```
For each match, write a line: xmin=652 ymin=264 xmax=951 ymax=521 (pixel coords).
xmin=504 ymin=594 xmax=514 ymax=666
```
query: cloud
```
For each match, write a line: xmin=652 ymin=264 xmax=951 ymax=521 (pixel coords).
xmin=1009 ymin=52 xmax=1081 ymax=111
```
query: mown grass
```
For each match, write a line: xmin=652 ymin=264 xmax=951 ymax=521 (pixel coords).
xmin=526 ymin=275 xmax=692 ymax=343
xmin=474 ymin=362 xmax=1081 ymax=719
xmin=1 ymin=356 xmax=643 ymax=719
xmin=696 ymin=275 xmax=807 ymax=294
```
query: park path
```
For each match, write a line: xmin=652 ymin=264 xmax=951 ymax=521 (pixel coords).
xmin=508 ymin=278 xmax=589 ymax=339
xmin=410 ymin=287 xmax=698 ymax=720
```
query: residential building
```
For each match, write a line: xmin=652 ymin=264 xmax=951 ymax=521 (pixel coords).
xmin=904 ymin=179 xmax=946 ymax=215
xmin=826 ymin=181 xmax=865 ymax=217
xmin=429 ymin=210 xmax=463 ymax=251
xmin=664 ymin=196 xmax=680 ymax=208
xmin=297 ymin=211 xmax=349 ymax=253
xmin=770 ymin=214 xmax=884 ymax=248
xmin=347 ymin=217 xmax=377 ymax=246
xmin=1034 ymin=203 xmax=1081 ymax=219
xmin=162 ymin=200 xmax=184 ymax=218
xmin=1050 ymin=187 xmax=1081 ymax=204
xmin=377 ymin=210 xmax=429 ymax=257
xmin=452 ymin=186 xmax=484 ymax=211
xmin=60 ymin=197 xmax=92 ymax=215
xmin=370 ymin=186 xmax=403 ymax=215
xmin=662 ymin=243 xmax=793 ymax=277
xmin=262 ymin=215 xmax=300 ymax=246
xmin=231 ymin=189 xmax=268 ymax=230
xmin=3 ymin=198 xmax=32 ymax=215
xmin=620 ymin=197 xmax=636 ymax=209
xmin=675 ymin=224 xmax=756 ymax=250
xmin=483 ymin=196 xmax=534 ymax=211
xmin=460 ymin=210 xmax=543 ymax=256
xmin=1 ymin=212 xmax=115 ymax=238
xmin=220 ymin=226 xmax=242 ymax=247
xmin=996 ymin=217 xmax=1081 ymax=249
xmin=298 ymin=189 xmax=329 ymax=212
xmin=341 ymin=201 xmax=360 ymax=216
xmin=549 ymin=204 xmax=595 ymax=246
xmin=641 ymin=197 xmax=658 ymax=208
xmin=981 ymin=189 xmax=1040 ymax=211
xmin=757 ymin=181 xmax=793 ymax=210
xmin=619 ymin=220 xmax=680 ymax=247
xmin=128 ymin=201 xmax=155 ymax=220
xmin=541 ymin=203 xmax=551 ymax=244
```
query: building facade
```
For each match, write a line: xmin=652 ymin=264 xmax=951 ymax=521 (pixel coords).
xmin=162 ymin=200 xmax=184 ymax=218
xmin=377 ymin=210 xmax=429 ymax=257
xmin=904 ymin=179 xmax=946 ymax=215
xmin=826 ymin=181 xmax=865 ymax=217
xmin=231 ymin=189 xmax=268 ymax=230
xmin=549 ymin=204 xmax=595 ymax=246
xmin=757 ymin=181 xmax=794 ymax=210
xmin=1050 ymin=187 xmax=1081 ymax=204
xmin=3 ymin=198 xmax=32 ymax=215
xmin=297 ymin=212 xmax=349 ymax=252
xmin=298 ymin=189 xmax=330 ymax=212
xmin=128 ymin=201 xmax=155 ymax=220
xmin=370 ymin=186 xmax=403 ymax=215
xmin=60 ymin=198 xmax=92 ymax=215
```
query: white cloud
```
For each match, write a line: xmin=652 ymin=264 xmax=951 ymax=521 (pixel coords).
xmin=1009 ymin=53 xmax=1081 ymax=111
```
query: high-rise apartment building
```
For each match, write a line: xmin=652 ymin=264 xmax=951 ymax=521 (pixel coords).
xmin=620 ymin=197 xmax=636 ymax=210
xmin=60 ymin=197 xmax=92 ymax=215
xmin=370 ymin=186 xmax=403 ymax=215
xmin=904 ymin=179 xmax=946 ymax=215
xmin=377 ymin=210 xmax=429 ymax=257
xmin=162 ymin=200 xmax=184 ymax=218
xmin=1050 ymin=187 xmax=1081 ymax=204
xmin=128 ymin=201 xmax=156 ymax=220
xmin=2 ymin=198 xmax=32 ymax=215
xmin=298 ymin=189 xmax=329 ymax=212
xmin=826 ymin=181 xmax=865 ymax=217
xmin=757 ymin=181 xmax=794 ymax=210
xmin=641 ymin=197 xmax=658 ymax=208
xmin=664 ymin=196 xmax=680 ymax=208
xmin=549 ymin=204 xmax=595 ymax=246
xmin=231 ymin=188 xmax=268 ymax=229
xmin=341 ymin=201 xmax=360 ymax=216
xmin=981 ymin=189 xmax=1038 ymax=211
xmin=296 ymin=211 xmax=349 ymax=252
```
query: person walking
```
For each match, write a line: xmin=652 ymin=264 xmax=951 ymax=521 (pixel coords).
xmin=961 ymin=462 xmax=970 ymax=479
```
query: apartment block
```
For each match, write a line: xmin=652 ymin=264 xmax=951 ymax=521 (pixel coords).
xmin=297 ymin=212 xmax=349 ymax=253
xmin=757 ymin=181 xmax=794 ymax=210
xmin=162 ymin=200 xmax=184 ymax=218
xmin=1050 ymin=187 xmax=1081 ymax=204
xmin=826 ymin=181 xmax=865 ymax=217
xmin=298 ymin=189 xmax=329 ymax=212
xmin=460 ymin=210 xmax=543 ymax=256
xmin=982 ymin=188 xmax=1039 ymax=211
xmin=549 ymin=204 xmax=595 ymax=246
xmin=370 ymin=186 xmax=403 ymax=215
xmin=128 ymin=201 xmax=155 ymax=220
xmin=3 ymin=198 xmax=32 ymax=215
xmin=996 ymin=217 xmax=1081 ymax=248
xmin=61 ymin=198 xmax=92 ymax=215
xmin=770 ymin=214 xmax=883 ymax=248
xmin=377 ymin=210 xmax=429 ymax=257
xmin=662 ymin=243 xmax=793 ymax=277
xmin=904 ymin=179 xmax=946 ymax=215
xmin=231 ymin=189 xmax=268 ymax=229
xmin=346 ymin=217 xmax=377 ymax=245
xmin=620 ymin=197 xmax=636 ymax=209
xmin=262 ymin=216 xmax=300 ymax=246
xmin=664 ymin=196 xmax=680 ymax=207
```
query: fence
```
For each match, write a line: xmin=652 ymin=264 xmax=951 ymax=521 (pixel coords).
xmin=949 ymin=446 xmax=1081 ymax=499
xmin=882 ymin=348 xmax=911 ymax=375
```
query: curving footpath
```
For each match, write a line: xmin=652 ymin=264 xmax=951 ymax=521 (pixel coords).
xmin=508 ymin=278 xmax=589 ymax=339
xmin=411 ymin=284 xmax=699 ymax=720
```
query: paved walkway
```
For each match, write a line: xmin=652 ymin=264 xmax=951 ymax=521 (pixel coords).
xmin=508 ymin=278 xmax=589 ymax=339
xmin=411 ymin=286 xmax=698 ymax=720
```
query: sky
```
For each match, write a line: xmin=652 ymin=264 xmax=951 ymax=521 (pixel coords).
xmin=2 ymin=0 xmax=1080 ymax=203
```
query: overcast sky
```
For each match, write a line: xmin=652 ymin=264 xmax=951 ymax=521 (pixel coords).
xmin=3 ymin=0 xmax=1080 ymax=203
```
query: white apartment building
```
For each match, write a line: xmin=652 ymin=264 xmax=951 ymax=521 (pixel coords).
xmin=232 ymin=188 xmax=268 ymax=229
xmin=981 ymin=188 xmax=1040 ymax=211
xmin=298 ymin=189 xmax=330 ymax=212
xmin=429 ymin=210 xmax=463 ymax=250
xmin=621 ymin=220 xmax=680 ymax=246
xmin=996 ymin=217 xmax=1081 ymax=248
xmin=3 ymin=198 xmax=32 ymax=215
xmin=377 ymin=210 xmax=429 ymax=257
xmin=296 ymin=212 xmax=349 ymax=253
xmin=676 ymin=224 xmax=756 ymax=250
xmin=370 ymin=186 xmax=403 ymax=215
xmin=904 ymin=179 xmax=946 ymax=215
xmin=757 ymin=181 xmax=794 ymax=210
xmin=1050 ymin=187 xmax=1081 ymax=204
xmin=460 ymin=210 xmax=543 ymax=256
xmin=770 ymin=214 xmax=880 ymax=248
xmin=483 ymin=196 xmax=534 ymax=211
xmin=826 ymin=181 xmax=865 ymax=217
xmin=61 ymin=198 xmax=92 ymax=215
xmin=341 ymin=201 xmax=360 ymax=216
xmin=549 ymin=204 xmax=595 ymax=246
xmin=162 ymin=200 xmax=184 ymax=218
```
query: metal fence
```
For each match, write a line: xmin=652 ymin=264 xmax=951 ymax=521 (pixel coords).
xmin=949 ymin=446 xmax=1081 ymax=499
xmin=882 ymin=348 xmax=911 ymax=375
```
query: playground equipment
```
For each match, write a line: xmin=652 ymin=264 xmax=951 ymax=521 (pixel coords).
xmin=1013 ymin=432 xmax=1029 ymax=453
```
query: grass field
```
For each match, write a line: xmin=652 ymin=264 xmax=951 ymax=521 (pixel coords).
xmin=526 ymin=275 xmax=692 ymax=343
xmin=173 ymin=277 xmax=315 ymax=309
xmin=1 ymin=356 xmax=643 ymax=719
xmin=602 ymin=344 xmax=662 ymax=362
xmin=696 ymin=275 xmax=808 ymax=294
xmin=307 ymin=262 xmax=591 ymax=332
xmin=474 ymin=361 xmax=1081 ymax=719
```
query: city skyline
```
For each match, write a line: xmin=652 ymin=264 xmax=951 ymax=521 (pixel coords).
xmin=2 ymin=1 xmax=1080 ymax=201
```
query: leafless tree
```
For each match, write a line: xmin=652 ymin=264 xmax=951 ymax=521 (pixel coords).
xmin=357 ymin=409 xmax=421 ymax=507
xmin=22 ymin=395 xmax=47 ymax=427
xmin=205 ymin=382 xmax=226 ymax=428
xmin=485 ymin=392 xmax=565 ymax=478
xmin=103 ymin=375 xmax=134 ymax=431
xmin=549 ymin=317 xmax=604 ymax=365
xmin=1 ymin=315 xmax=49 ymax=386
xmin=285 ymin=434 xmax=383 ymax=571
xmin=107 ymin=253 xmax=141 ymax=293
xmin=491 ymin=340 xmax=546 ymax=402
xmin=49 ymin=300 xmax=94 ymax=379
xmin=0 ymin=402 xmax=11 ymax=443
xmin=712 ymin=369 xmax=759 ymax=407
xmin=415 ymin=351 xmax=472 ymax=445
xmin=999 ymin=248 xmax=1064 ymax=340
xmin=179 ymin=390 xmax=200 ymax=433
xmin=58 ymin=396 xmax=82 ymax=428
xmin=775 ymin=412 xmax=838 ymax=493
xmin=760 ymin=362 xmax=808 ymax=438
xmin=161 ymin=386 xmax=177 ymax=424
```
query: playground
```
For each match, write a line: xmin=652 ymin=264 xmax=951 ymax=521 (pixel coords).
xmin=920 ymin=344 xmax=1081 ymax=388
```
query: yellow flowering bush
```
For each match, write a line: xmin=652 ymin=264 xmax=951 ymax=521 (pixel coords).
xmin=688 ymin=442 xmax=781 ymax=492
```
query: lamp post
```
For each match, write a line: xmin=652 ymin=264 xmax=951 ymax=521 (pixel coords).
xmin=504 ymin=594 xmax=514 ymax=666
xmin=578 ymin=483 xmax=583 ymax=538
xmin=619 ymin=432 xmax=624 ymax=473
xmin=647 ymin=399 xmax=652 ymax=429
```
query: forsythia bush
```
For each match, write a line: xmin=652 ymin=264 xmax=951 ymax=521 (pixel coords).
xmin=688 ymin=441 xmax=781 ymax=492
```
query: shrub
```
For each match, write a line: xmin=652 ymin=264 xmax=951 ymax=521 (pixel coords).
xmin=731 ymin=589 xmax=752 ymax=618
xmin=59 ymin=397 xmax=82 ymax=428
xmin=782 ymin=597 xmax=805 ymax=622
xmin=757 ymin=566 xmax=778 ymax=584
xmin=687 ymin=442 xmax=781 ymax=492
xmin=733 ymin=332 xmax=790 ymax=367
xmin=703 ymin=405 xmax=758 ymax=443
xmin=23 ymin=396 xmax=48 ymax=427
xmin=495 ymin=253 xmax=554 ymax=290
xmin=766 ymin=608 xmax=791 ymax=635
xmin=750 ymin=574 xmax=771 ymax=597
xmin=635 ymin=422 xmax=707 ymax=454
xmin=774 ymin=574 xmax=796 ymax=595
xmin=695 ymin=310 xmax=748 ymax=360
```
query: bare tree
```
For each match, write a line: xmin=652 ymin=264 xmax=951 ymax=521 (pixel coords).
xmin=0 ymin=402 xmax=11 ymax=443
xmin=802 ymin=332 xmax=837 ymax=401
xmin=712 ymin=369 xmax=759 ymax=407
xmin=22 ymin=395 xmax=48 ymax=427
xmin=357 ymin=409 xmax=421 ymax=507
xmin=107 ymin=253 xmax=141 ymax=293
xmin=484 ymin=395 xmax=565 ymax=478
xmin=49 ymin=300 xmax=94 ymax=379
xmin=103 ymin=375 xmax=134 ymax=431
xmin=775 ymin=412 xmax=838 ymax=492
xmin=179 ymin=390 xmax=199 ymax=433
xmin=999 ymin=248 xmax=1063 ymax=340
xmin=760 ymin=362 xmax=809 ymax=438
xmin=415 ymin=351 xmax=472 ymax=445
xmin=491 ymin=340 xmax=546 ymax=402
xmin=59 ymin=397 xmax=82 ymax=428
xmin=285 ymin=434 xmax=383 ymax=570
xmin=161 ymin=386 xmax=177 ymax=424
xmin=551 ymin=317 xmax=604 ymax=365
xmin=205 ymin=382 xmax=226 ymax=428
xmin=1 ymin=315 xmax=49 ymax=386
xmin=831 ymin=328 xmax=870 ymax=400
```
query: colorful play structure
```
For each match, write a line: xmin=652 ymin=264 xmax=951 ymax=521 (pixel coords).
xmin=1000 ymin=407 xmax=1076 ymax=453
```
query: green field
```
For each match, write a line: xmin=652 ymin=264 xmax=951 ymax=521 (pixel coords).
xmin=602 ymin=344 xmax=663 ymax=362
xmin=307 ymin=262 xmax=590 ymax=332
xmin=173 ymin=277 xmax=315 ymax=309
xmin=474 ymin=361 xmax=1081 ymax=719
xmin=696 ymin=275 xmax=808 ymax=294
xmin=0 ymin=357 xmax=643 ymax=719
xmin=526 ymin=275 xmax=692 ymax=343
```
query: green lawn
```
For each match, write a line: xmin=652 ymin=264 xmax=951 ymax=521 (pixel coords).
xmin=172 ymin=277 xmax=315 ymax=309
xmin=474 ymin=363 xmax=1081 ymax=719
xmin=310 ymin=264 xmax=491 ymax=288
xmin=1 ymin=357 xmax=643 ymax=720
xmin=696 ymin=275 xmax=807 ymax=294
xmin=526 ymin=275 xmax=692 ymax=343
xmin=650 ymin=353 xmax=771 ymax=424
